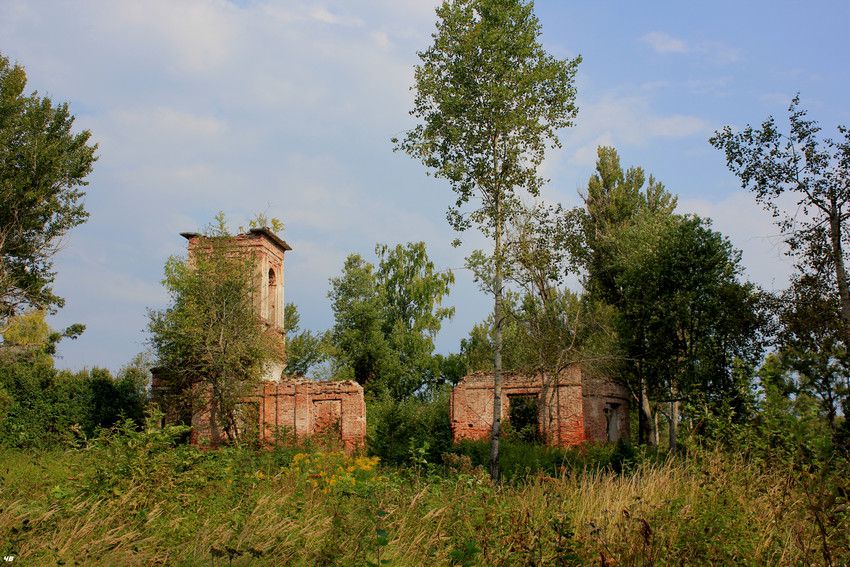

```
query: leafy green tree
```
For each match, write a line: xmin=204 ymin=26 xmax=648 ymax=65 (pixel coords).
xmin=283 ymin=302 xmax=329 ymax=376
xmin=711 ymin=96 xmax=850 ymax=340
xmin=711 ymin=98 xmax=850 ymax=444
xmin=0 ymin=310 xmax=83 ymax=364
xmin=460 ymin=321 xmax=496 ymax=373
xmin=571 ymin=147 xmax=678 ymax=444
xmin=396 ymin=0 xmax=580 ymax=479
xmin=574 ymin=146 xmax=677 ymax=302
xmin=430 ymin=352 xmax=468 ymax=386
xmin=775 ymin=273 xmax=848 ymax=431
xmin=148 ymin=221 xmax=283 ymax=443
xmin=329 ymin=242 xmax=454 ymax=399
xmin=507 ymin=205 xmax=617 ymax=369
xmin=466 ymin=203 xmax=616 ymax=444
xmin=0 ymin=54 xmax=97 ymax=330
xmin=328 ymin=253 xmax=389 ymax=387
xmin=376 ymin=242 xmax=455 ymax=397
xmin=0 ymin=316 xmax=147 ymax=446
xmin=612 ymin=215 xmax=765 ymax=449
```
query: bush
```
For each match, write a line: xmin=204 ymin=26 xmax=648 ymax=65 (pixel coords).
xmin=449 ymin=438 xmax=643 ymax=480
xmin=366 ymin=387 xmax=453 ymax=465
xmin=0 ymin=357 xmax=147 ymax=448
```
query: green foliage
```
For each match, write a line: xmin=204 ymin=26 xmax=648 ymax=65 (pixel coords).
xmin=449 ymin=439 xmax=641 ymax=480
xmin=329 ymin=242 xmax=454 ymax=398
xmin=0 ymin=312 xmax=147 ymax=448
xmin=460 ymin=292 xmax=617 ymax=376
xmin=398 ymin=0 xmax=582 ymax=478
xmin=710 ymin=95 xmax=850 ymax=286
xmin=571 ymin=147 xmax=766 ymax=446
xmin=0 ymin=54 xmax=98 ymax=328
xmin=712 ymin=99 xmax=850 ymax=435
xmin=774 ymin=272 xmax=849 ymax=431
xmin=430 ymin=352 xmax=468 ymax=386
xmin=615 ymin=215 xmax=765 ymax=405
xmin=0 ymin=355 xmax=148 ymax=448
xmin=283 ymin=302 xmax=329 ymax=376
xmin=505 ymin=394 xmax=540 ymax=443
xmin=148 ymin=219 xmax=283 ymax=442
xmin=396 ymin=0 xmax=580 ymax=237
xmin=239 ymin=211 xmax=285 ymax=235
xmin=329 ymin=252 xmax=386 ymax=386
xmin=575 ymin=146 xmax=677 ymax=302
xmin=0 ymin=440 xmax=847 ymax=565
xmin=366 ymin=387 xmax=453 ymax=465
xmin=86 ymin=412 xmax=193 ymax=496
xmin=0 ymin=310 xmax=83 ymax=364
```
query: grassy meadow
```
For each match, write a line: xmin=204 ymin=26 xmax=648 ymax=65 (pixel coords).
xmin=2 ymin=423 xmax=847 ymax=566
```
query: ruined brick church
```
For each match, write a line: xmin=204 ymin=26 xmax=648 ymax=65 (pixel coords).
xmin=154 ymin=228 xmax=367 ymax=451
xmin=156 ymin=227 xmax=628 ymax=450
xmin=450 ymin=367 xmax=630 ymax=446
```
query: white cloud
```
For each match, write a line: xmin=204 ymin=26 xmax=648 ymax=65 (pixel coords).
xmin=642 ymin=31 xmax=689 ymax=54
xmin=112 ymin=107 xmax=226 ymax=138
xmin=310 ymin=6 xmax=364 ymax=26
xmin=0 ymin=0 xmax=451 ymax=370
xmin=649 ymin=115 xmax=709 ymax=138
xmin=641 ymin=31 xmax=739 ymax=65
xmin=371 ymin=31 xmax=391 ymax=49
xmin=679 ymin=192 xmax=794 ymax=291
xmin=0 ymin=0 xmax=791 ymax=371
xmin=562 ymin=93 xmax=709 ymax=167
xmin=698 ymin=41 xmax=740 ymax=65
xmin=100 ymin=0 xmax=240 ymax=74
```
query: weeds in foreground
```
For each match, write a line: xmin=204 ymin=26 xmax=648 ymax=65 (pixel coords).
xmin=0 ymin=420 xmax=847 ymax=565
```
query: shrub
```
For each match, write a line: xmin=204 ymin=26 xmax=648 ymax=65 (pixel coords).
xmin=366 ymin=387 xmax=452 ymax=465
xmin=0 ymin=357 xmax=148 ymax=448
xmin=449 ymin=438 xmax=643 ymax=480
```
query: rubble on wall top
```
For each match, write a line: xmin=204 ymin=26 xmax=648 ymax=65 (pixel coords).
xmin=179 ymin=227 xmax=292 ymax=253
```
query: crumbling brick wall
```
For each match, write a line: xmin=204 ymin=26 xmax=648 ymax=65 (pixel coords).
xmin=190 ymin=378 xmax=366 ymax=452
xmin=449 ymin=365 xmax=629 ymax=447
xmin=581 ymin=371 xmax=630 ymax=443
xmin=162 ymin=229 xmax=367 ymax=451
xmin=182 ymin=229 xmax=290 ymax=381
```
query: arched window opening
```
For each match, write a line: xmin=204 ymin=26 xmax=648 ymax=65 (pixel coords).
xmin=604 ymin=403 xmax=621 ymax=442
xmin=268 ymin=268 xmax=277 ymax=324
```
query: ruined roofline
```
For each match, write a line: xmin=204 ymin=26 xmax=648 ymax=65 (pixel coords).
xmin=277 ymin=376 xmax=362 ymax=388
xmin=458 ymin=366 xmax=582 ymax=381
xmin=180 ymin=227 xmax=293 ymax=253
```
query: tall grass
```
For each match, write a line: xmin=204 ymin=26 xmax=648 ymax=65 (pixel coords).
xmin=2 ymin=433 xmax=847 ymax=566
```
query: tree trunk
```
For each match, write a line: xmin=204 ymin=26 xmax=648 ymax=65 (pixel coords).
xmin=489 ymin=195 xmax=503 ymax=482
xmin=638 ymin=381 xmax=648 ymax=444
xmin=668 ymin=398 xmax=679 ymax=453
xmin=653 ymin=411 xmax=659 ymax=446
xmin=640 ymin=381 xmax=657 ymax=446
xmin=828 ymin=202 xmax=850 ymax=341
xmin=555 ymin=370 xmax=562 ymax=446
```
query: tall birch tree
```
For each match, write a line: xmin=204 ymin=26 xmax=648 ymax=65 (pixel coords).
xmin=395 ymin=0 xmax=580 ymax=479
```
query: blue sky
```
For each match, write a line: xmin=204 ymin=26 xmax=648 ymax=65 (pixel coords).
xmin=1 ymin=1 xmax=848 ymax=371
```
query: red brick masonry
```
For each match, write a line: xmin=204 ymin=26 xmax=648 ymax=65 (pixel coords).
xmin=450 ymin=365 xmax=629 ymax=446
xmin=191 ymin=378 xmax=366 ymax=452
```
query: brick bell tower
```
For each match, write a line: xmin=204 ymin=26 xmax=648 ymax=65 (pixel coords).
xmin=180 ymin=227 xmax=293 ymax=380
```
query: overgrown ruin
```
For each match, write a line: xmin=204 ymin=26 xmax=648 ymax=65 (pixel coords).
xmin=450 ymin=365 xmax=629 ymax=446
xmin=154 ymin=228 xmax=628 ymax=452
xmin=154 ymin=228 xmax=366 ymax=451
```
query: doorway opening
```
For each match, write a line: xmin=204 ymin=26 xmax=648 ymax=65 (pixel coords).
xmin=507 ymin=394 xmax=541 ymax=443
xmin=604 ymin=403 xmax=621 ymax=442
